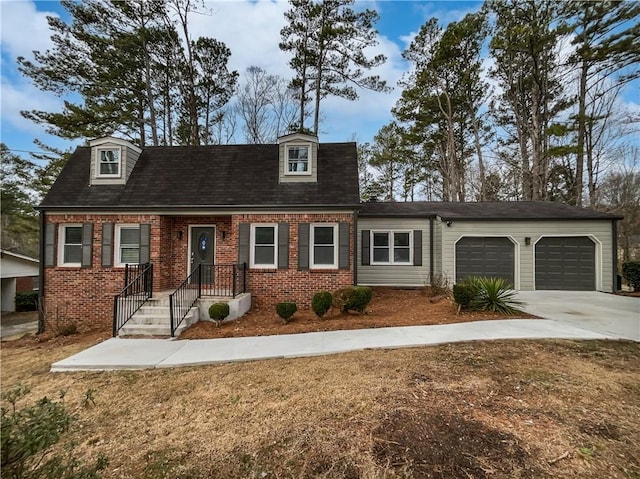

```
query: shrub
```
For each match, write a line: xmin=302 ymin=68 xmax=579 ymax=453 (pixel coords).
xmin=468 ymin=276 xmax=523 ymax=314
xmin=332 ymin=286 xmax=372 ymax=313
xmin=15 ymin=291 xmax=38 ymax=312
xmin=622 ymin=261 xmax=640 ymax=291
xmin=275 ymin=302 xmax=297 ymax=324
xmin=311 ymin=291 xmax=333 ymax=317
xmin=427 ymin=273 xmax=451 ymax=297
xmin=57 ymin=322 xmax=78 ymax=337
xmin=452 ymin=282 xmax=476 ymax=310
xmin=208 ymin=303 xmax=230 ymax=325
xmin=1 ymin=384 xmax=107 ymax=478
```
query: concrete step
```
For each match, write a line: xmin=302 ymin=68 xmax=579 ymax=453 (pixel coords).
xmin=119 ymin=307 xmax=198 ymax=337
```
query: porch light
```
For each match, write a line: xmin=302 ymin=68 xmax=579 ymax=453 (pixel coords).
xmin=177 ymin=230 xmax=183 ymax=240
xmin=221 ymin=230 xmax=227 ymax=240
xmin=525 ymin=237 xmax=531 ymax=246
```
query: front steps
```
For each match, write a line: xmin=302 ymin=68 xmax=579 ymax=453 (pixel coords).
xmin=118 ymin=293 xmax=198 ymax=338
xmin=117 ymin=292 xmax=252 ymax=338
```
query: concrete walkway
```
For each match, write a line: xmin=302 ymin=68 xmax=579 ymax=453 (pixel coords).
xmin=51 ymin=318 xmax=629 ymax=372
xmin=50 ymin=290 xmax=639 ymax=372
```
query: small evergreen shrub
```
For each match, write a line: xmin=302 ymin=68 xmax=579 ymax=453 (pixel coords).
xmin=1 ymin=384 xmax=108 ymax=478
xmin=208 ymin=303 xmax=230 ymax=326
xmin=453 ymin=282 xmax=476 ymax=310
xmin=311 ymin=291 xmax=333 ymax=317
xmin=15 ymin=291 xmax=38 ymax=312
xmin=622 ymin=261 xmax=640 ymax=291
xmin=275 ymin=302 xmax=297 ymax=323
xmin=332 ymin=286 xmax=372 ymax=313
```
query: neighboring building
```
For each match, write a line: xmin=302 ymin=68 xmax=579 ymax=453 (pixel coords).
xmin=38 ymin=135 xmax=622 ymax=335
xmin=1 ymin=250 xmax=39 ymax=313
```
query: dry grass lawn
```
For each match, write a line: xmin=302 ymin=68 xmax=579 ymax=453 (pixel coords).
xmin=2 ymin=331 xmax=639 ymax=478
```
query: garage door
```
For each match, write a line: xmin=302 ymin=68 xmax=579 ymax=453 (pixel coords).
xmin=535 ymin=237 xmax=595 ymax=290
xmin=456 ymin=237 xmax=515 ymax=285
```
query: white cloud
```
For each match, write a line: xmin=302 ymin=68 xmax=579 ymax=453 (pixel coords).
xmin=0 ymin=1 xmax=58 ymax=61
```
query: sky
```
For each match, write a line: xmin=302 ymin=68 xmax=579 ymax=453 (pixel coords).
xmin=1 ymin=0 xmax=638 ymax=159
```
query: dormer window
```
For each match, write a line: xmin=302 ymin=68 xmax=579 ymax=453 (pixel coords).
xmin=97 ymin=147 xmax=121 ymax=177
xmin=286 ymin=145 xmax=310 ymax=175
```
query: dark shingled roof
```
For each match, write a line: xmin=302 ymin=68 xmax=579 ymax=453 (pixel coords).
xmin=40 ymin=143 xmax=360 ymax=210
xmin=358 ymin=201 xmax=622 ymax=220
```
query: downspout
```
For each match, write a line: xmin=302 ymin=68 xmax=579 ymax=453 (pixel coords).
xmin=353 ymin=209 xmax=358 ymax=286
xmin=38 ymin=211 xmax=45 ymax=334
xmin=612 ymin=219 xmax=619 ymax=292
xmin=429 ymin=216 xmax=434 ymax=281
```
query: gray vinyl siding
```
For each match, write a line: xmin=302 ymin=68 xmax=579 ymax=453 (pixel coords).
xmin=357 ymin=218 xmax=430 ymax=286
xmin=124 ymin=145 xmax=141 ymax=182
xmin=440 ymin=219 xmax=614 ymax=292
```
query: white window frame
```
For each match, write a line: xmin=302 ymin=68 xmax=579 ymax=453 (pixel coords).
xmin=371 ymin=230 xmax=413 ymax=265
xmin=250 ymin=223 xmax=278 ymax=269
xmin=310 ymin=223 xmax=338 ymax=269
xmin=96 ymin=146 xmax=122 ymax=178
xmin=285 ymin=144 xmax=311 ymax=176
xmin=115 ymin=224 xmax=140 ymax=267
xmin=57 ymin=224 xmax=83 ymax=267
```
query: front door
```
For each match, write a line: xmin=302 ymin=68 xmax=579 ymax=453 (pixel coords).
xmin=191 ymin=227 xmax=215 ymax=284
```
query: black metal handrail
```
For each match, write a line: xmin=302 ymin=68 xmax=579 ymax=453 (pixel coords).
xmin=169 ymin=265 xmax=201 ymax=337
xmin=169 ymin=263 xmax=247 ymax=337
xmin=113 ymin=263 xmax=153 ymax=337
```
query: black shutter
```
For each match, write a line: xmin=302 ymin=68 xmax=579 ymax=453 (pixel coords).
xmin=139 ymin=224 xmax=151 ymax=264
xmin=278 ymin=222 xmax=289 ymax=269
xmin=298 ymin=223 xmax=309 ymax=270
xmin=44 ymin=223 xmax=56 ymax=267
xmin=102 ymin=223 xmax=113 ymax=267
xmin=413 ymin=230 xmax=422 ymax=266
xmin=81 ymin=223 xmax=93 ymax=268
xmin=361 ymin=230 xmax=370 ymax=266
xmin=238 ymin=223 xmax=250 ymax=266
xmin=339 ymin=222 xmax=350 ymax=269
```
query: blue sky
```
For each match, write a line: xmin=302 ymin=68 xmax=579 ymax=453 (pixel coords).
xmin=1 ymin=0 xmax=637 ymax=158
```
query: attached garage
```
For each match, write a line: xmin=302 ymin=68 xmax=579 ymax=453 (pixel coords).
xmin=455 ymin=237 xmax=515 ymax=285
xmin=535 ymin=236 xmax=596 ymax=290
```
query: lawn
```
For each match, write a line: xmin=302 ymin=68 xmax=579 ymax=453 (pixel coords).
xmin=2 ymin=332 xmax=639 ymax=478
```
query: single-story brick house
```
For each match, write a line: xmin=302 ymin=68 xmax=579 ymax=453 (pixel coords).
xmin=37 ymin=134 xmax=622 ymax=335
xmin=1 ymin=250 xmax=39 ymax=313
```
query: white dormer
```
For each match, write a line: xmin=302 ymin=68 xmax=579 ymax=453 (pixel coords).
xmin=89 ymin=137 xmax=142 ymax=186
xmin=277 ymin=133 xmax=319 ymax=183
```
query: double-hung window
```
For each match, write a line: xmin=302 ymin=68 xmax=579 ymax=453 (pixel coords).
xmin=250 ymin=224 xmax=277 ymax=268
xmin=58 ymin=224 xmax=83 ymax=267
xmin=115 ymin=225 xmax=140 ymax=266
xmin=286 ymin=146 xmax=310 ymax=174
xmin=371 ymin=231 xmax=412 ymax=265
xmin=97 ymin=147 xmax=121 ymax=177
xmin=311 ymin=224 xmax=338 ymax=269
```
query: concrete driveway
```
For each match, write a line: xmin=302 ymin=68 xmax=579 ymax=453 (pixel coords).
xmin=516 ymin=291 xmax=639 ymax=341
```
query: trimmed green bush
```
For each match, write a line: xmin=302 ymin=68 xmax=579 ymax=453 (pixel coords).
xmin=622 ymin=261 xmax=640 ymax=291
xmin=275 ymin=302 xmax=297 ymax=323
xmin=332 ymin=286 xmax=372 ymax=313
xmin=15 ymin=291 xmax=38 ymax=312
xmin=208 ymin=303 xmax=230 ymax=325
xmin=311 ymin=291 xmax=333 ymax=317
xmin=453 ymin=282 xmax=476 ymax=310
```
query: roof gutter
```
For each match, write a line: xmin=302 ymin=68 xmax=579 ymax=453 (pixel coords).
xmin=36 ymin=203 xmax=362 ymax=213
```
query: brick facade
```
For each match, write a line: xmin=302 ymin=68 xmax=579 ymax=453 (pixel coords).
xmin=43 ymin=212 xmax=355 ymax=333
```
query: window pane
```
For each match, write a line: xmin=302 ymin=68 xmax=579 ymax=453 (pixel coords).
xmin=373 ymin=248 xmax=389 ymax=262
xmin=394 ymin=232 xmax=410 ymax=247
xmin=64 ymin=245 xmax=81 ymax=263
xmin=254 ymin=246 xmax=275 ymax=265
xmin=120 ymin=227 xmax=139 ymax=245
xmin=394 ymin=248 xmax=410 ymax=262
xmin=121 ymin=248 xmax=140 ymax=264
xmin=288 ymin=147 xmax=308 ymax=159
xmin=99 ymin=149 xmax=119 ymax=175
xmin=255 ymin=227 xmax=274 ymax=245
xmin=314 ymin=226 xmax=334 ymax=245
xmin=314 ymin=245 xmax=334 ymax=265
xmin=373 ymin=232 xmax=389 ymax=247
xmin=65 ymin=227 xmax=82 ymax=244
